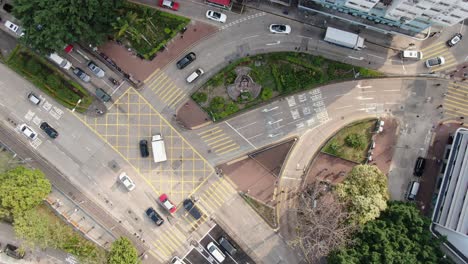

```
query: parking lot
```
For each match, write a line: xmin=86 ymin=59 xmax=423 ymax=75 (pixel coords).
xmin=76 ymin=87 xmax=214 ymax=204
xmin=181 ymin=223 xmax=255 ymax=264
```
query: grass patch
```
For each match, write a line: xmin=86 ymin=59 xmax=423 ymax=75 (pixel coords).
xmin=113 ymin=2 xmax=190 ymax=60
xmin=322 ymin=119 xmax=377 ymax=163
xmin=6 ymin=47 xmax=93 ymax=112
xmin=0 ymin=147 xmax=22 ymax=173
xmin=193 ymin=52 xmax=384 ymax=121
xmin=241 ymin=193 xmax=277 ymax=229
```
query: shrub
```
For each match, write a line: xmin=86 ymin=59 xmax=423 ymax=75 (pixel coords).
xmin=209 ymin=96 xmax=225 ymax=112
xmin=46 ymin=74 xmax=61 ymax=89
xmin=326 ymin=140 xmax=341 ymax=155
xmin=25 ymin=59 xmax=42 ymax=75
xmin=261 ymin=87 xmax=273 ymax=101
xmin=164 ymin=28 xmax=171 ymax=34
xmin=345 ymin=133 xmax=366 ymax=149
xmin=224 ymin=102 xmax=239 ymax=115
xmin=192 ymin=92 xmax=208 ymax=104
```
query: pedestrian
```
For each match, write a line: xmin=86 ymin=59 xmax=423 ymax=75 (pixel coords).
xmin=463 ymin=66 xmax=467 ymax=69
xmin=460 ymin=117 xmax=465 ymax=120
xmin=435 ymin=83 xmax=441 ymax=86
xmin=436 ymin=104 xmax=443 ymax=109
xmin=442 ymin=92 xmax=447 ymax=97
xmin=460 ymin=122 xmax=464 ymax=126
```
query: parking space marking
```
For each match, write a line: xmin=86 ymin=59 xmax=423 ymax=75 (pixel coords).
xmin=197 ymin=126 xmax=240 ymax=156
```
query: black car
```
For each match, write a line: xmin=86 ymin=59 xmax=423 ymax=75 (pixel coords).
xmin=40 ymin=122 xmax=58 ymax=139
xmin=183 ymin=198 xmax=202 ymax=220
xmin=5 ymin=244 xmax=25 ymax=259
xmin=176 ymin=52 xmax=196 ymax=69
xmin=146 ymin=207 xmax=164 ymax=226
xmin=139 ymin=140 xmax=149 ymax=157
xmin=413 ymin=157 xmax=426 ymax=177
xmin=447 ymin=33 xmax=462 ymax=47
xmin=96 ymin=88 xmax=111 ymax=102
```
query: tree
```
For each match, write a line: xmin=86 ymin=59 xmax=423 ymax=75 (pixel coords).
xmin=0 ymin=166 xmax=51 ymax=219
xmin=107 ymin=237 xmax=140 ymax=264
xmin=291 ymin=181 xmax=356 ymax=263
xmin=13 ymin=0 xmax=123 ymax=54
xmin=335 ymin=165 xmax=388 ymax=225
xmin=344 ymin=133 xmax=366 ymax=149
xmin=328 ymin=202 xmax=452 ymax=264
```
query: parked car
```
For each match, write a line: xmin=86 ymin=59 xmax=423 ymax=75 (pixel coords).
xmin=145 ymin=207 xmax=164 ymax=226
xmin=5 ymin=244 xmax=25 ymax=259
xmin=27 ymin=92 xmax=41 ymax=105
xmin=425 ymin=56 xmax=445 ymax=68
xmin=159 ymin=0 xmax=179 ymax=10
xmin=413 ymin=157 xmax=426 ymax=177
xmin=207 ymin=242 xmax=226 ymax=263
xmin=269 ymin=24 xmax=291 ymax=34
xmin=171 ymin=256 xmax=185 ymax=264
xmin=73 ymin=67 xmax=91 ymax=82
xmin=4 ymin=20 xmax=24 ymax=36
xmin=206 ymin=10 xmax=227 ymax=23
xmin=400 ymin=50 xmax=423 ymax=60
xmin=40 ymin=122 xmax=59 ymax=139
xmin=176 ymin=52 xmax=196 ymax=69
xmin=183 ymin=198 xmax=202 ymax=220
xmin=374 ymin=119 xmax=384 ymax=133
xmin=119 ymin=172 xmax=136 ymax=191
xmin=139 ymin=140 xmax=149 ymax=157
xmin=87 ymin=61 xmax=105 ymax=78
xmin=218 ymin=236 xmax=237 ymax=256
xmin=19 ymin=124 xmax=38 ymax=140
xmin=447 ymin=33 xmax=462 ymax=47
xmin=159 ymin=194 xmax=176 ymax=213
xmin=96 ymin=88 xmax=111 ymax=102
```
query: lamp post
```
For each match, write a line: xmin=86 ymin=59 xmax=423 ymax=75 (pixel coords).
xmin=71 ymin=99 xmax=82 ymax=112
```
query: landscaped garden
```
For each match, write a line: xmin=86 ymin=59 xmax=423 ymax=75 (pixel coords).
xmin=191 ymin=52 xmax=383 ymax=121
xmin=322 ymin=119 xmax=376 ymax=163
xmin=112 ymin=2 xmax=190 ymax=60
xmin=7 ymin=47 xmax=93 ymax=113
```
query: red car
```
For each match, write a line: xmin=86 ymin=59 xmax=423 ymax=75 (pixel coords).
xmin=159 ymin=194 xmax=176 ymax=213
xmin=159 ymin=0 xmax=179 ymax=10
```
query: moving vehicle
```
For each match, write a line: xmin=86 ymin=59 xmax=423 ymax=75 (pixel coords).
xmin=407 ymin=181 xmax=420 ymax=201
xmin=269 ymin=24 xmax=291 ymax=34
xmin=152 ymin=134 xmax=167 ymax=163
xmin=5 ymin=244 xmax=25 ymax=259
xmin=96 ymin=88 xmax=111 ymax=102
xmin=425 ymin=56 xmax=445 ymax=68
xmin=183 ymin=198 xmax=202 ymax=220
xmin=207 ymin=242 xmax=226 ymax=262
xmin=186 ymin=68 xmax=204 ymax=83
xmin=139 ymin=139 xmax=149 ymax=157
xmin=159 ymin=0 xmax=179 ymax=10
xmin=206 ymin=10 xmax=227 ymax=23
xmin=413 ymin=157 xmax=426 ymax=177
xmin=159 ymin=194 xmax=176 ymax=213
xmin=73 ymin=68 xmax=91 ymax=82
xmin=119 ymin=172 xmax=136 ymax=191
xmin=145 ymin=207 xmax=164 ymax=226
xmin=218 ymin=236 xmax=237 ymax=256
xmin=401 ymin=50 xmax=423 ymax=60
xmin=447 ymin=33 xmax=462 ymax=47
xmin=19 ymin=124 xmax=38 ymax=140
xmin=40 ymin=122 xmax=59 ymax=139
xmin=171 ymin=257 xmax=185 ymax=264
xmin=324 ymin=27 xmax=365 ymax=50
xmin=48 ymin=53 xmax=72 ymax=70
xmin=87 ymin=61 xmax=105 ymax=78
xmin=176 ymin=52 xmax=196 ymax=69
xmin=4 ymin=20 xmax=24 ymax=36
xmin=28 ymin=92 xmax=41 ymax=105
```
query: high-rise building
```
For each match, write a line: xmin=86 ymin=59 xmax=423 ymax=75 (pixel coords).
xmin=298 ymin=0 xmax=468 ymax=35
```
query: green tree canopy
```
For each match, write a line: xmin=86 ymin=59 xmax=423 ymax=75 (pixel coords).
xmin=328 ymin=202 xmax=452 ymax=264
xmin=107 ymin=237 xmax=140 ymax=264
xmin=0 ymin=166 xmax=51 ymax=219
xmin=335 ymin=165 xmax=388 ymax=225
xmin=13 ymin=0 xmax=123 ymax=54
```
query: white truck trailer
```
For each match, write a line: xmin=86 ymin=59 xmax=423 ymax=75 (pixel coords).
xmin=324 ymin=27 xmax=365 ymax=50
xmin=152 ymin=134 xmax=167 ymax=163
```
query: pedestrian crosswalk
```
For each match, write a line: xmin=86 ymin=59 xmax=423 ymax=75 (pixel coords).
xmin=150 ymin=224 xmax=188 ymax=260
xmin=275 ymin=186 xmax=298 ymax=213
xmin=194 ymin=177 xmax=238 ymax=216
xmin=421 ymin=42 xmax=458 ymax=73
xmin=145 ymin=69 xmax=186 ymax=109
xmin=220 ymin=12 xmax=266 ymax=31
xmin=444 ymin=81 xmax=468 ymax=118
xmin=197 ymin=126 xmax=240 ymax=156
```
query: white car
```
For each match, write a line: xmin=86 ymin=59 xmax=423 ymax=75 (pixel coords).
xmin=425 ymin=56 xmax=445 ymax=68
xmin=19 ymin=124 xmax=38 ymax=140
xmin=206 ymin=10 xmax=227 ymax=23
xmin=207 ymin=242 xmax=226 ymax=262
xmin=269 ymin=24 xmax=291 ymax=34
xmin=4 ymin=20 xmax=24 ymax=36
xmin=119 ymin=172 xmax=136 ymax=191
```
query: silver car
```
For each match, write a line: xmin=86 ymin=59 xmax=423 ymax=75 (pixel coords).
xmin=73 ymin=68 xmax=91 ymax=82
xmin=87 ymin=61 xmax=105 ymax=78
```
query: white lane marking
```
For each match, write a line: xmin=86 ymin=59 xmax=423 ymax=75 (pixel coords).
xmin=267 ymin=119 xmax=283 ymax=125
xmin=236 ymin=121 xmax=257 ymax=130
xmin=225 ymin=121 xmax=256 ymax=149
xmin=111 ymin=81 xmax=125 ymax=96
xmin=262 ymin=106 xmax=279 ymax=112
xmin=266 ymin=41 xmax=281 ymax=46
xmin=357 ymin=96 xmax=374 ymax=100
xmin=348 ymin=56 xmax=364 ymax=60
xmin=68 ymin=53 xmax=83 ymax=63
xmin=242 ymin=35 xmax=259 ymax=40
xmin=272 ymin=111 xmax=283 ymax=117
xmin=360 ymin=91 xmax=376 ymax=93
xmin=368 ymin=53 xmax=385 ymax=59
xmin=335 ymin=105 xmax=353 ymax=109
xmin=335 ymin=92 xmax=352 ymax=97
xmin=384 ymin=89 xmax=401 ymax=92
xmin=248 ymin=133 xmax=264 ymax=140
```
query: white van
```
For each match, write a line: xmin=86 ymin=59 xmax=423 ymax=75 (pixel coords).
xmin=207 ymin=242 xmax=226 ymax=262
xmin=186 ymin=68 xmax=204 ymax=83
xmin=407 ymin=181 xmax=420 ymax=201
xmin=48 ymin=53 xmax=72 ymax=70
xmin=401 ymin=50 xmax=423 ymax=60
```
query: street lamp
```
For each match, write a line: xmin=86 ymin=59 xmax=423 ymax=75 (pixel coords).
xmin=71 ymin=99 xmax=82 ymax=112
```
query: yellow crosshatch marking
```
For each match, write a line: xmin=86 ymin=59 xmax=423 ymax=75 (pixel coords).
xmin=420 ymin=42 xmax=458 ymax=73
xmin=444 ymin=82 xmax=468 ymax=118
xmin=197 ymin=126 xmax=240 ymax=156
xmin=74 ymin=88 xmax=214 ymax=204
xmin=146 ymin=71 xmax=187 ymax=109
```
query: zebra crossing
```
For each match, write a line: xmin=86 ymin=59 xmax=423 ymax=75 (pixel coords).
xmin=421 ymin=42 xmax=458 ymax=73
xmin=220 ymin=12 xmax=266 ymax=31
xmin=145 ymin=69 xmax=187 ymax=109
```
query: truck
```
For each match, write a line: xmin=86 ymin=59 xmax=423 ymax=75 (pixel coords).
xmin=324 ymin=27 xmax=365 ymax=50
xmin=152 ymin=134 xmax=167 ymax=163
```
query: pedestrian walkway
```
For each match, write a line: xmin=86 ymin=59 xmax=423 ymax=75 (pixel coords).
xmin=420 ymin=42 xmax=458 ymax=73
xmin=197 ymin=126 xmax=240 ymax=156
xmin=443 ymin=81 xmax=468 ymax=119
